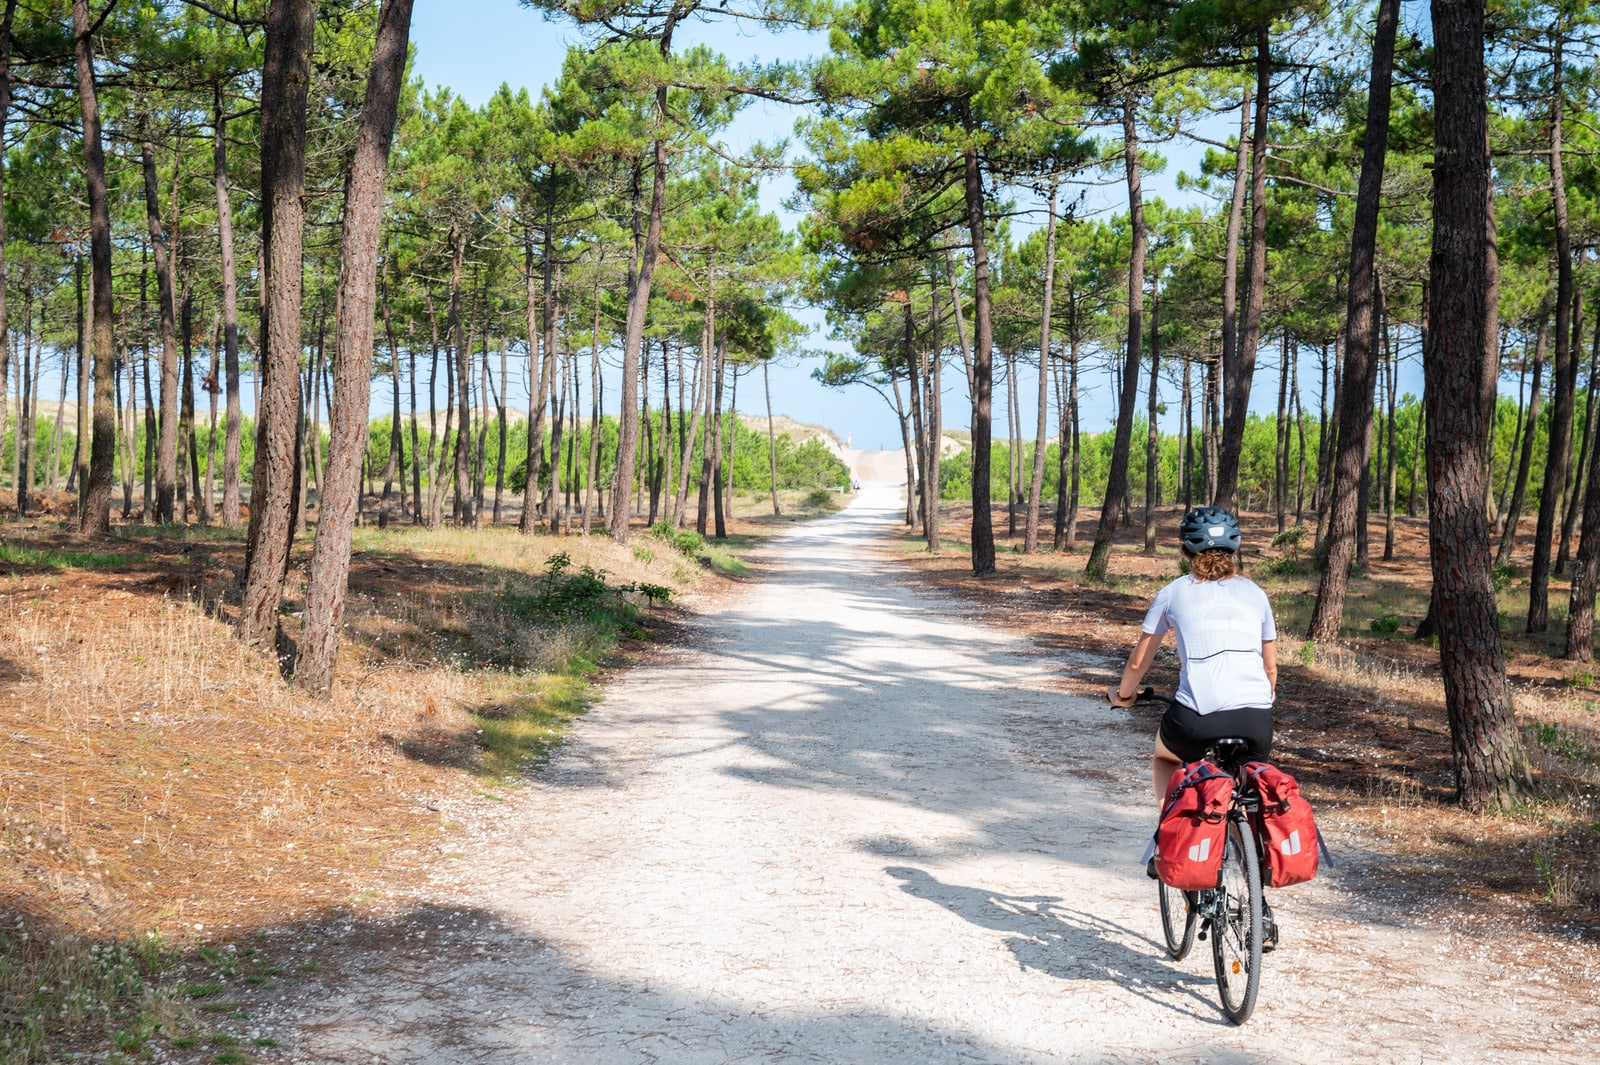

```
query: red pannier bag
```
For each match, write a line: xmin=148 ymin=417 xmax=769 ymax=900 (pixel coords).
xmin=1244 ymin=761 xmax=1320 ymax=888
xmin=1154 ymin=760 xmax=1234 ymax=890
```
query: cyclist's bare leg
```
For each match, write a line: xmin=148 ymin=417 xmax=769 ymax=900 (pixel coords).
xmin=1153 ymin=731 xmax=1182 ymax=805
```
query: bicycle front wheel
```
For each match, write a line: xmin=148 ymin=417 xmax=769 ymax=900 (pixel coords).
xmin=1211 ymin=817 xmax=1263 ymax=1024
xmin=1159 ymin=878 xmax=1198 ymax=960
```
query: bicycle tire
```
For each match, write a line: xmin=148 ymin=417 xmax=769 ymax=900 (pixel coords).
xmin=1211 ymin=816 xmax=1263 ymax=1024
xmin=1158 ymin=879 xmax=1198 ymax=960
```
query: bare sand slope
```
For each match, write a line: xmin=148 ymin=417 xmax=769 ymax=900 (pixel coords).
xmin=281 ymin=483 xmax=1597 ymax=1063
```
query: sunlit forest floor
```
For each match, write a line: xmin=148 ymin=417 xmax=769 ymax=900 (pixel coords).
xmin=893 ymin=501 xmax=1600 ymax=950
xmin=0 ymin=486 xmax=840 ymax=1061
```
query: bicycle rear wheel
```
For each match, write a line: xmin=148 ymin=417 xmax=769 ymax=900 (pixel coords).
xmin=1211 ymin=817 xmax=1263 ymax=1024
xmin=1158 ymin=879 xmax=1198 ymax=960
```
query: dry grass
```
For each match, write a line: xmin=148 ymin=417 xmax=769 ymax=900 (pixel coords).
xmin=0 ymin=508 xmax=752 ymax=1059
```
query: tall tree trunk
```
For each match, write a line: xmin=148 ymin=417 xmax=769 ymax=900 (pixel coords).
xmin=675 ymin=313 xmax=708 ymax=528
xmin=1006 ymin=351 xmax=1019 ymax=539
xmin=1144 ymin=284 xmax=1161 ymax=554
xmin=240 ymin=0 xmax=317 ymax=650
xmin=1497 ymin=316 xmax=1547 ymax=567
xmin=958 ymin=115 xmax=997 ymax=575
xmin=140 ymin=129 xmax=181 ymax=523
xmin=74 ymin=258 xmax=89 ymax=507
xmin=712 ymin=342 xmax=728 ymax=540
xmin=892 ymin=373 xmax=915 ymax=525
xmin=49 ymin=331 xmax=67 ymax=498
xmin=583 ymin=265 xmax=604 ymax=532
xmin=1307 ymin=0 xmax=1401 ymax=641
xmin=73 ymin=0 xmax=117 ymax=537
xmin=1214 ymin=90 xmax=1250 ymax=511
xmin=494 ymin=336 xmax=507 ymax=524
xmin=447 ymin=228 xmax=474 ymax=527
xmin=296 ymin=0 xmax=412 ymax=695
xmin=764 ymin=360 xmax=780 ymax=515
xmin=1530 ymin=38 xmax=1576 ymax=633
xmin=205 ymin=317 xmax=220 ymax=519
xmin=944 ymin=247 xmax=975 ymax=395
xmin=214 ymin=85 xmax=244 ymax=526
xmin=1382 ymin=313 xmax=1398 ymax=560
xmin=904 ymin=296 xmax=927 ymax=535
xmin=1216 ymin=35 xmax=1272 ymax=512
xmin=1066 ymin=325 xmax=1082 ymax=549
xmin=1275 ymin=331 xmax=1290 ymax=533
xmin=1025 ymin=181 xmax=1059 ymax=553
xmin=182 ymin=288 xmax=203 ymax=523
xmin=519 ymin=221 xmax=555 ymax=533
xmin=0 ymin=0 xmax=15 ymax=503
xmin=378 ymin=272 xmax=402 ymax=523
xmin=1560 ymin=312 xmax=1599 ymax=567
xmin=1498 ymin=347 xmax=1527 ymax=521
xmin=1426 ymin=0 xmax=1530 ymax=808
xmin=926 ymin=263 xmax=944 ymax=551
xmin=610 ymin=19 xmax=680 ymax=543
xmin=1182 ymin=356 xmax=1193 ymax=508
xmin=1087 ymin=94 xmax=1147 ymax=580
xmin=14 ymin=295 xmax=29 ymax=514
xmin=141 ymin=263 xmax=156 ymax=521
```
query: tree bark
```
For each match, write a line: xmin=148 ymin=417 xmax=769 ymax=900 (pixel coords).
xmin=1304 ymin=0 xmax=1398 ymax=653
xmin=959 ymin=111 xmax=997 ymax=576
xmin=213 ymin=86 xmax=244 ymax=526
xmin=1214 ymin=89 xmax=1250 ymax=510
xmin=926 ymin=264 xmax=944 ymax=551
xmin=140 ymin=130 xmax=180 ymax=524
xmin=1496 ymin=315 xmax=1546 ymax=567
xmin=296 ymin=0 xmax=413 ymax=695
xmin=1425 ymin=0 xmax=1530 ymax=808
xmin=1275 ymin=330 xmax=1290 ymax=533
xmin=0 ymin=0 xmax=16 ymax=505
xmin=903 ymin=296 xmax=927 ymax=535
xmin=240 ymin=0 xmax=316 ymax=650
xmin=1087 ymin=94 xmax=1147 ymax=580
xmin=182 ymin=288 xmax=203 ymax=523
xmin=447 ymin=228 xmax=474 ymax=527
xmin=1025 ymin=181 xmax=1059 ymax=553
xmin=1560 ymin=311 xmax=1599 ymax=567
xmin=73 ymin=0 xmax=118 ymax=537
xmin=1530 ymin=35 xmax=1576 ymax=634
xmin=1216 ymin=34 xmax=1272 ymax=512
xmin=610 ymin=18 xmax=680 ymax=543
xmin=764 ymin=360 xmax=780 ymax=515
xmin=1144 ymin=284 xmax=1162 ymax=554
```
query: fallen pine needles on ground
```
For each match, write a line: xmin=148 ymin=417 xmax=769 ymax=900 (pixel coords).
xmin=897 ymin=501 xmax=1600 ymax=943
xmin=0 ymin=512 xmax=765 ymax=1062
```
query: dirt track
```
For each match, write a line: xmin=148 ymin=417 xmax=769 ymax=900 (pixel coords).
xmin=275 ymin=475 xmax=1599 ymax=1063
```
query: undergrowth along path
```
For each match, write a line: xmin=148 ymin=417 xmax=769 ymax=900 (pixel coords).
xmin=280 ymin=482 xmax=1598 ymax=1063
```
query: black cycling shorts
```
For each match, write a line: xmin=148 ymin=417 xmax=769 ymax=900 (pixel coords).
xmin=1158 ymin=702 xmax=1273 ymax=763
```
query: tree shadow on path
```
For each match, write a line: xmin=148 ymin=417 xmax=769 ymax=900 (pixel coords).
xmin=884 ymin=865 xmax=1229 ymax=1025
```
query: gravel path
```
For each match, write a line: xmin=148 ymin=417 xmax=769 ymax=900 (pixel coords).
xmin=282 ymin=481 xmax=1599 ymax=1063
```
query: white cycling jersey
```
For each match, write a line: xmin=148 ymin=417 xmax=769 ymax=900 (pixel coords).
xmin=1140 ymin=574 xmax=1276 ymax=714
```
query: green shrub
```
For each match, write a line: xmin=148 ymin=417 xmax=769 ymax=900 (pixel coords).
xmin=1369 ymin=613 xmax=1401 ymax=634
xmin=650 ymin=521 xmax=703 ymax=556
xmin=1492 ymin=563 xmax=1515 ymax=593
xmin=804 ymin=489 xmax=833 ymax=509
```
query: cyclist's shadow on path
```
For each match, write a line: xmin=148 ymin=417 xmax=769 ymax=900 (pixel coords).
xmin=885 ymin=865 xmax=1229 ymax=1023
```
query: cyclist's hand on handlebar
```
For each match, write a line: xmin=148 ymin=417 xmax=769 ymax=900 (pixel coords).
xmin=1106 ymin=684 xmax=1137 ymax=708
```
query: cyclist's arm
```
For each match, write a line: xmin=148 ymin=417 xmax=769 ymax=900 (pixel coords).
xmin=1108 ymin=630 xmax=1162 ymax=706
xmin=1262 ymin=639 xmax=1278 ymax=697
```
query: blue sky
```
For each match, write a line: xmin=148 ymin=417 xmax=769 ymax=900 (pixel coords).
xmin=404 ymin=2 xmax=1421 ymax=450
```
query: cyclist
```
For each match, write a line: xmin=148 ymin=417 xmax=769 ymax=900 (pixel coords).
xmin=1105 ymin=506 xmax=1278 ymax=821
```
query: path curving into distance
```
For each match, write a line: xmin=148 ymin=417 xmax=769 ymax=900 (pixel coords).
xmin=282 ymin=476 xmax=1597 ymax=1064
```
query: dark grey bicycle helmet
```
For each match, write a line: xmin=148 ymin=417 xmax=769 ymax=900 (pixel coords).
xmin=1179 ymin=506 xmax=1241 ymax=554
